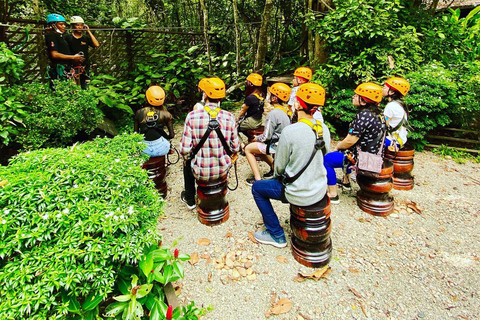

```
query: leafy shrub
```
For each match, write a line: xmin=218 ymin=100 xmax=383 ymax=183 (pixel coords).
xmin=0 ymin=85 xmax=29 ymax=146
xmin=0 ymin=134 xmax=164 ymax=319
xmin=0 ymin=42 xmax=24 ymax=84
xmin=452 ymin=60 xmax=480 ymax=130
xmin=13 ymin=81 xmax=103 ymax=150
xmin=433 ymin=145 xmax=480 ymax=164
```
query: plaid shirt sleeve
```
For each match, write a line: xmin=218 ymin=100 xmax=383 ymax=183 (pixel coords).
xmin=179 ymin=111 xmax=194 ymax=156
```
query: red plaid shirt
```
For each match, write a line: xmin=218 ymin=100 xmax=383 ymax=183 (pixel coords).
xmin=179 ymin=104 xmax=240 ymax=181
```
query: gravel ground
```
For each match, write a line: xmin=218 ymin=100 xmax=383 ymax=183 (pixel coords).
xmin=158 ymin=122 xmax=480 ymax=320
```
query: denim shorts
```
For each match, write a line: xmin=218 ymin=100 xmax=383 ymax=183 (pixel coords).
xmin=143 ymin=137 xmax=170 ymax=157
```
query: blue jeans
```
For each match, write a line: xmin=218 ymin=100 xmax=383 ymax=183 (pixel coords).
xmin=385 ymin=137 xmax=400 ymax=149
xmin=251 ymin=179 xmax=285 ymax=239
xmin=324 ymin=151 xmax=352 ymax=186
xmin=143 ymin=137 xmax=170 ymax=157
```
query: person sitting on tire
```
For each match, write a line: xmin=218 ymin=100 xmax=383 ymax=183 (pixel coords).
xmin=251 ymin=83 xmax=331 ymax=248
xmin=245 ymin=82 xmax=292 ymax=186
xmin=179 ymin=77 xmax=240 ymax=210
xmin=237 ymin=73 xmax=265 ymax=147
xmin=134 ymin=86 xmax=175 ymax=157
xmin=323 ymin=83 xmax=385 ymax=204
xmin=383 ymin=77 xmax=411 ymax=151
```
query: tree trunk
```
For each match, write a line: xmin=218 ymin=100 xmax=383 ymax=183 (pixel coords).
xmin=232 ymin=0 xmax=241 ymax=78
xmin=308 ymin=0 xmax=314 ymax=63
xmin=430 ymin=0 xmax=440 ymax=14
xmin=314 ymin=0 xmax=331 ymax=65
xmin=199 ymin=0 xmax=213 ymax=74
xmin=254 ymin=0 xmax=274 ymax=72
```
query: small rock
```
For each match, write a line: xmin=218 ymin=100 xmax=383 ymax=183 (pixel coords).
xmin=418 ymin=312 xmax=425 ymax=318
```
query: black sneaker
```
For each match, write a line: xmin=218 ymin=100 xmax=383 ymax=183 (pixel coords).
xmin=336 ymin=178 xmax=351 ymax=191
xmin=181 ymin=191 xmax=196 ymax=210
xmin=263 ymin=169 xmax=274 ymax=179
xmin=246 ymin=178 xmax=257 ymax=186
xmin=329 ymin=194 xmax=340 ymax=204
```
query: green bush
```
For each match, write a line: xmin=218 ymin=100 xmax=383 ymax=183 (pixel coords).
xmin=13 ymin=81 xmax=103 ymax=150
xmin=0 ymin=85 xmax=29 ymax=146
xmin=0 ymin=42 xmax=24 ymax=84
xmin=0 ymin=134 xmax=164 ymax=319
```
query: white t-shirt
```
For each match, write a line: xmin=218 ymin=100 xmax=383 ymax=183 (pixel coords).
xmin=384 ymin=100 xmax=408 ymax=145
xmin=313 ymin=110 xmax=324 ymax=123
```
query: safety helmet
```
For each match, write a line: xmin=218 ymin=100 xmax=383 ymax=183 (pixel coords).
xmin=385 ymin=77 xmax=410 ymax=96
xmin=269 ymin=83 xmax=292 ymax=102
xmin=294 ymin=67 xmax=312 ymax=81
xmin=70 ymin=16 xmax=85 ymax=24
xmin=145 ymin=86 xmax=166 ymax=106
xmin=246 ymin=73 xmax=263 ymax=86
xmin=354 ymin=83 xmax=383 ymax=103
xmin=46 ymin=14 xmax=66 ymax=24
xmin=296 ymin=83 xmax=326 ymax=106
xmin=198 ymin=77 xmax=226 ymax=99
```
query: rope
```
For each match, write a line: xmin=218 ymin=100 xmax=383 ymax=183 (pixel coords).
xmin=11 ymin=28 xmax=29 ymax=52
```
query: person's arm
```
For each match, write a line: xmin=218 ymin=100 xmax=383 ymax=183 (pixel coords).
xmin=84 ymin=25 xmax=100 ymax=47
xmin=134 ymin=118 xmax=139 ymax=133
xmin=335 ymin=134 xmax=359 ymax=151
xmin=237 ymin=104 xmax=248 ymax=120
xmin=255 ymin=113 xmax=274 ymax=142
xmin=50 ymin=50 xmax=85 ymax=63
xmin=178 ymin=115 xmax=193 ymax=156
xmin=273 ymin=132 xmax=290 ymax=177
xmin=166 ymin=118 xmax=175 ymax=140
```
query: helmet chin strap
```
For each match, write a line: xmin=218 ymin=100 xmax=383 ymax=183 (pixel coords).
xmin=52 ymin=23 xmax=64 ymax=34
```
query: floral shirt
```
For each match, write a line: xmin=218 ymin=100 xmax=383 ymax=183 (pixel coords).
xmin=179 ymin=103 xmax=240 ymax=181
xmin=349 ymin=109 xmax=385 ymax=155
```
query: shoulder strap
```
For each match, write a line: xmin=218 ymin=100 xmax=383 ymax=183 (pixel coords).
xmin=274 ymin=105 xmax=292 ymax=117
xmin=190 ymin=106 xmax=233 ymax=159
xmin=282 ymin=119 xmax=326 ymax=184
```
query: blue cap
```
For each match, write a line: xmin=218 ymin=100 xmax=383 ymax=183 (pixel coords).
xmin=46 ymin=14 xmax=66 ymax=24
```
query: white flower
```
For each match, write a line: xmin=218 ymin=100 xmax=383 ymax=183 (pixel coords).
xmin=56 ymin=213 xmax=62 ymax=218
xmin=84 ymin=197 xmax=89 ymax=202
xmin=120 ymin=215 xmax=125 ymax=219
xmin=86 ymin=154 xmax=91 ymax=158
xmin=63 ymin=208 xmax=69 ymax=214
xmin=42 ymin=214 xmax=49 ymax=220
xmin=73 ymin=184 xmax=78 ymax=188
xmin=115 ymin=159 xmax=120 ymax=163
xmin=4 ymin=209 xmax=10 ymax=214
xmin=128 ymin=206 xmax=134 ymax=214
xmin=113 ymin=216 xmax=119 ymax=221
xmin=0 ymin=219 xmax=6 ymax=224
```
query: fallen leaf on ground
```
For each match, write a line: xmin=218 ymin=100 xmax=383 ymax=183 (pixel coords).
xmin=276 ymin=255 xmax=288 ymax=264
xmin=174 ymin=283 xmax=183 ymax=295
xmin=293 ymin=275 xmax=306 ymax=282
xmin=189 ymin=253 xmax=199 ymax=265
xmin=298 ymin=265 xmax=331 ymax=281
xmin=348 ymin=286 xmax=363 ymax=298
xmin=197 ymin=238 xmax=211 ymax=246
xmin=208 ymin=271 xmax=212 ymax=282
xmin=266 ymin=298 xmax=292 ymax=317
xmin=270 ymin=292 xmax=277 ymax=304
xmin=225 ymin=232 xmax=233 ymax=238
xmin=248 ymin=232 xmax=258 ymax=243
xmin=407 ymin=201 xmax=422 ymax=214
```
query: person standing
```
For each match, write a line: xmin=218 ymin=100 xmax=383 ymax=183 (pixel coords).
xmin=134 ymin=86 xmax=175 ymax=157
xmin=44 ymin=14 xmax=84 ymax=87
xmin=64 ymin=16 xmax=100 ymax=89
xmin=179 ymin=77 xmax=240 ymax=210
xmin=252 ymin=83 xmax=330 ymax=248
xmin=245 ymin=82 xmax=291 ymax=185
xmin=382 ymin=77 xmax=410 ymax=151
xmin=323 ymin=83 xmax=385 ymax=204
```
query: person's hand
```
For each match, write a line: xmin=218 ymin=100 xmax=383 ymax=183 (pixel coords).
xmin=84 ymin=24 xmax=90 ymax=31
xmin=73 ymin=54 xmax=85 ymax=63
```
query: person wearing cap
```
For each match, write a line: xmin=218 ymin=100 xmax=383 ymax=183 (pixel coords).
xmin=64 ymin=16 xmax=99 ymax=89
xmin=179 ymin=77 xmax=240 ymax=210
xmin=287 ymin=67 xmax=324 ymax=123
xmin=382 ymin=77 xmax=410 ymax=151
xmin=237 ymin=73 xmax=265 ymax=145
xmin=251 ymin=83 xmax=331 ymax=248
xmin=44 ymin=14 xmax=85 ymax=86
xmin=134 ymin=86 xmax=174 ymax=157
xmin=245 ymin=83 xmax=292 ymax=186
xmin=324 ymin=83 xmax=385 ymax=204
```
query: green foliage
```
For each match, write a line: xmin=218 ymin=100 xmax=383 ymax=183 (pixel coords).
xmin=433 ymin=145 xmax=480 ymax=164
xmin=452 ymin=60 xmax=480 ymax=129
xmin=0 ymin=42 xmax=24 ymax=83
xmin=0 ymin=85 xmax=29 ymax=146
xmin=0 ymin=134 xmax=164 ymax=319
xmin=12 ymin=81 xmax=103 ymax=150
xmin=307 ymin=0 xmax=422 ymax=88
xmin=105 ymin=244 xmax=211 ymax=319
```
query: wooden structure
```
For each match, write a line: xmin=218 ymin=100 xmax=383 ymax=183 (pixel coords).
xmin=142 ymin=155 xmax=168 ymax=197
xmin=196 ymin=176 xmax=229 ymax=226
xmin=385 ymin=144 xmax=415 ymax=190
xmin=356 ymin=159 xmax=395 ymax=216
xmin=290 ymin=194 xmax=332 ymax=268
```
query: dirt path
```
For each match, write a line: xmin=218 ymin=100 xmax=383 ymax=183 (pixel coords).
xmin=158 ymin=122 xmax=480 ymax=320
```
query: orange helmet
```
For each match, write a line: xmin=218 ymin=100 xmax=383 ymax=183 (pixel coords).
xmin=268 ymin=83 xmax=292 ymax=102
xmin=296 ymin=83 xmax=326 ymax=106
xmin=145 ymin=86 xmax=165 ymax=106
xmin=354 ymin=83 xmax=383 ymax=103
xmin=385 ymin=77 xmax=410 ymax=96
xmin=246 ymin=73 xmax=263 ymax=86
xmin=294 ymin=67 xmax=312 ymax=81
xmin=198 ymin=77 xmax=226 ymax=99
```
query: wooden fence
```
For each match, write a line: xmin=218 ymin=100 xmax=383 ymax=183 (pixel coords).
xmin=0 ymin=17 xmax=204 ymax=84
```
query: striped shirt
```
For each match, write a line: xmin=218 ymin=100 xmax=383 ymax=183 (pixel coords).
xmin=179 ymin=104 xmax=240 ymax=181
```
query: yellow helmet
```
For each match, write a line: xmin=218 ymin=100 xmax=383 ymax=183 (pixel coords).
xmin=145 ymin=86 xmax=165 ymax=106
xmin=296 ymin=83 xmax=326 ymax=106
xmin=268 ymin=83 xmax=292 ymax=102
xmin=246 ymin=73 xmax=263 ymax=86
xmin=198 ymin=77 xmax=226 ymax=99
xmin=354 ymin=83 xmax=383 ymax=103
xmin=294 ymin=67 xmax=312 ymax=81
xmin=385 ymin=77 xmax=410 ymax=96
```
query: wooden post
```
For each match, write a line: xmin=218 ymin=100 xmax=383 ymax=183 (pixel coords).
xmin=199 ymin=0 xmax=213 ymax=74
xmin=0 ymin=0 xmax=9 ymax=44
xmin=232 ymin=0 xmax=241 ymax=78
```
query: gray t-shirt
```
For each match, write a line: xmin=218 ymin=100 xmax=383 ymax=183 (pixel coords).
xmin=274 ymin=119 xmax=331 ymax=206
xmin=256 ymin=106 xmax=291 ymax=143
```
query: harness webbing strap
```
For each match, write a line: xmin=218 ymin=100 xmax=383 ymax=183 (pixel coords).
xmin=274 ymin=105 xmax=292 ymax=117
